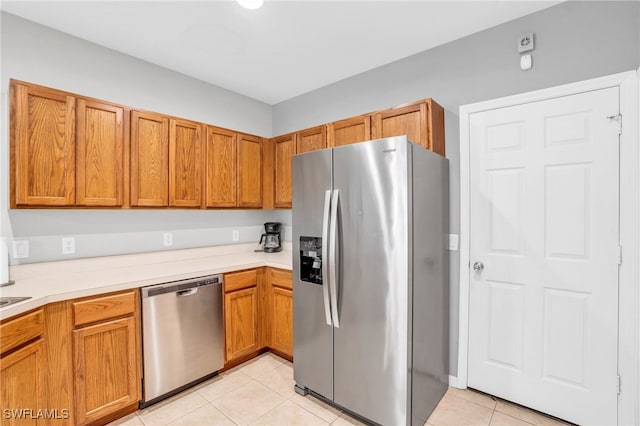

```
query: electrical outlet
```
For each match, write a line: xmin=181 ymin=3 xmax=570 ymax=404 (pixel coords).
xmin=62 ymin=237 xmax=75 ymax=254
xmin=232 ymin=230 xmax=240 ymax=241
xmin=12 ymin=240 xmax=29 ymax=259
xmin=163 ymin=232 xmax=173 ymax=247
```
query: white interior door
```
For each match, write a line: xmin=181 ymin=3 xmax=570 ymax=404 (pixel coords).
xmin=468 ymin=87 xmax=620 ymax=425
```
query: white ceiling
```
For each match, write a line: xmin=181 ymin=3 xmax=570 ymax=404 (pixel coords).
xmin=1 ymin=1 xmax=560 ymax=104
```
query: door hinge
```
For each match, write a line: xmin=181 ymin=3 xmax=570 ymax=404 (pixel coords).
xmin=607 ymin=114 xmax=622 ymax=134
xmin=617 ymin=374 xmax=621 ymax=395
xmin=617 ymin=245 xmax=622 ymax=265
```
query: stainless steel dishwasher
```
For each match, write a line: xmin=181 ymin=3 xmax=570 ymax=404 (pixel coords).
xmin=140 ymin=274 xmax=224 ymax=407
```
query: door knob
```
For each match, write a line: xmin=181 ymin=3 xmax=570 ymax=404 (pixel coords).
xmin=473 ymin=261 xmax=484 ymax=272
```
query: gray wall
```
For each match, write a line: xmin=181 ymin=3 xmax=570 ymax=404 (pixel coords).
xmin=272 ymin=1 xmax=640 ymax=376
xmin=0 ymin=12 xmax=275 ymax=264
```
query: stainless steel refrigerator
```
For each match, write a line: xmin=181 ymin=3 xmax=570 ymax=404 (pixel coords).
xmin=292 ymin=136 xmax=449 ymax=426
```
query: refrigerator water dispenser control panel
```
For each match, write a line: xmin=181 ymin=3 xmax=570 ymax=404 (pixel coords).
xmin=300 ymin=236 xmax=322 ymax=284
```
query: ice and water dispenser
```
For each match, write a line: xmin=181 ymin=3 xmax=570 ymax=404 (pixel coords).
xmin=299 ymin=237 xmax=322 ymax=284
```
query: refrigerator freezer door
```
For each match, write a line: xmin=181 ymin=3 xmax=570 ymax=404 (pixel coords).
xmin=332 ymin=137 xmax=411 ymax=425
xmin=292 ymin=148 xmax=334 ymax=400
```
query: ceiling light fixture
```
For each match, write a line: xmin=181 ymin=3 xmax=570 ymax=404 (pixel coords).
xmin=237 ymin=0 xmax=264 ymax=10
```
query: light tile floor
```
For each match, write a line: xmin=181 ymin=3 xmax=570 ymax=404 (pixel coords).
xmin=109 ymin=353 xmax=571 ymax=426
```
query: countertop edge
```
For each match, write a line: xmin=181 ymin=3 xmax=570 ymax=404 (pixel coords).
xmin=1 ymin=245 xmax=292 ymax=321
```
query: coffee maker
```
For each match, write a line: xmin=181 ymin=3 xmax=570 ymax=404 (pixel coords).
xmin=258 ymin=222 xmax=282 ymax=253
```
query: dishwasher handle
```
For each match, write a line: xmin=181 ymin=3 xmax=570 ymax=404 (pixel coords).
xmin=176 ymin=288 xmax=198 ymax=297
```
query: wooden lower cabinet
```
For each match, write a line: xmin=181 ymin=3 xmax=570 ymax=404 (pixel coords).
xmin=73 ymin=316 xmax=139 ymax=425
xmin=1 ymin=291 xmax=141 ymax=426
xmin=0 ymin=266 xmax=292 ymax=425
xmin=224 ymin=286 xmax=259 ymax=362
xmin=271 ymin=287 xmax=293 ymax=357
xmin=0 ymin=308 xmax=50 ymax=425
xmin=223 ymin=267 xmax=293 ymax=365
xmin=268 ymin=268 xmax=293 ymax=359
xmin=0 ymin=339 xmax=48 ymax=425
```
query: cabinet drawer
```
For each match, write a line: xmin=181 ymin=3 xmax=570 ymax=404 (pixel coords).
xmin=271 ymin=269 xmax=292 ymax=290
xmin=224 ymin=269 xmax=257 ymax=293
xmin=73 ymin=290 xmax=136 ymax=327
xmin=0 ymin=309 xmax=45 ymax=355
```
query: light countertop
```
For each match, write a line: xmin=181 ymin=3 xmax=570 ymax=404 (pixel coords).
xmin=0 ymin=243 xmax=292 ymax=321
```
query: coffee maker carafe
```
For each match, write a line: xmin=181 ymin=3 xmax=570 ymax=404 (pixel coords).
xmin=258 ymin=222 xmax=282 ymax=253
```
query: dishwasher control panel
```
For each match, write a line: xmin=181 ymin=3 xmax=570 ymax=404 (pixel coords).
xmin=141 ymin=274 xmax=222 ymax=298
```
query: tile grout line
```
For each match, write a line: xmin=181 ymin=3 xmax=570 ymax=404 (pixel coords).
xmin=488 ymin=407 xmax=496 ymax=426
xmin=207 ymin=400 xmax=239 ymax=426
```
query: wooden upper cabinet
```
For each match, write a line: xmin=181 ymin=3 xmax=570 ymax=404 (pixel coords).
xmin=274 ymin=134 xmax=295 ymax=209
xmin=205 ymin=126 xmax=237 ymax=208
xmin=130 ymin=111 xmax=169 ymax=207
xmin=76 ymin=99 xmax=124 ymax=207
xmin=11 ymin=82 xmax=76 ymax=207
xmin=296 ymin=125 xmax=326 ymax=154
xmin=328 ymin=115 xmax=371 ymax=147
xmin=237 ymin=134 xmax=262 ymax=208
xmin=169 ymin=118 xmax=203 ymax=208
xmin=372 ymin=99 xmax=445 ymax=156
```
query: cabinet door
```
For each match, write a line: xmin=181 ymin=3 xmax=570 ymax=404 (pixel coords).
xmin=74 ymin=317 xmax=139 ymax=425
xmin=169 ymin=118 xmax=203 ymax=207
xmin=274 ymin=134 xmax=295 ymax=209
xmin=0 ymin=339 xmax=47 ymax=426
xmin=372 ymin=101 xmax=426 ymax=148
xmin=12 ymin=82 xmax=75 ymax=207
xmin=205 ymin=126 xmax=237 ymax=207
xmin=130 ymin=111 xmax=169 ymax=207
xmin=237 ymin=134 xmax=262 ymax=208
xmin=296 ymin=126 xmax=326 ymax=154
xmin=271 ymin=287 xmax=293 ymax=358
xmin=224 ymin=287 xmax=258 ymax=362
xmin=371 ymin=99 xmax=446 ymax=155
xmin=76 ymin=99 xmax=124 ymax=206
xmin=328 ymin=115 xmax=371 ymax=147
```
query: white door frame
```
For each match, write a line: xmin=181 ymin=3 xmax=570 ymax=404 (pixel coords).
xmin=458 ymin=70 xmax=639 ymax=424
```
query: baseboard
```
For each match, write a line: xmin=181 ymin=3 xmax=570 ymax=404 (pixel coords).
xmin=448 ymin=375 xmax=464 ymax=389
xmin=268 ymin=347 xmax=293 ymax=363
xmin=86 ymin=401 xmax=138 ymax=426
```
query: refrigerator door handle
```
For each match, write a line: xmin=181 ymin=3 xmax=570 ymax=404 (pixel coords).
xmin=321 ymin=189 xmax=333 ymax=326
xmin=329 ymin=189 xmax=340 ymax=328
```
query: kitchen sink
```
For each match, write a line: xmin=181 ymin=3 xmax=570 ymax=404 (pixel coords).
xmin=0 ymin=297 xmax=31 ymax=308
